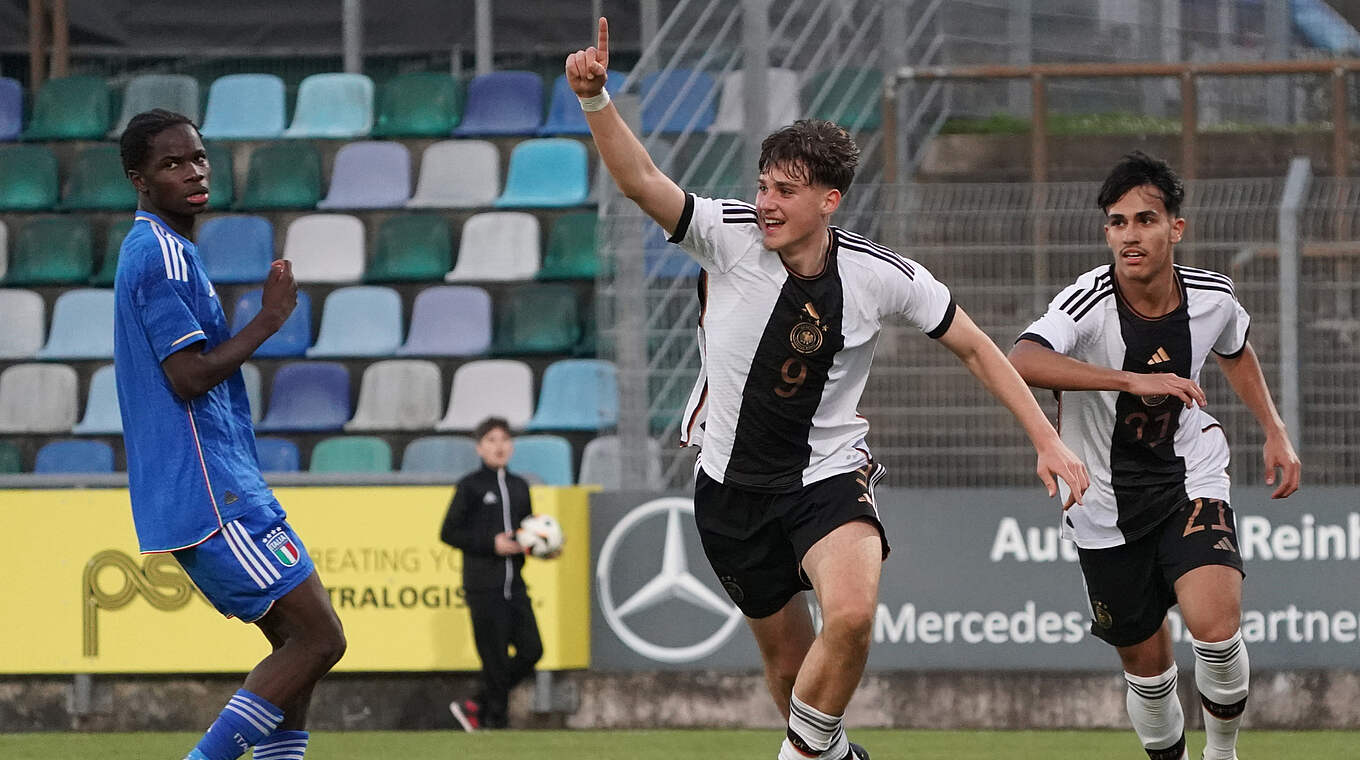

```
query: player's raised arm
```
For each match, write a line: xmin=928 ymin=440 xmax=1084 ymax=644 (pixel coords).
xmin=568 ymin=17 xmax=686 ymax=235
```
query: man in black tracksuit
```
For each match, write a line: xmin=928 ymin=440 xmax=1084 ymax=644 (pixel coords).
xmin=440 ymin=417 xmax=543 ymax=730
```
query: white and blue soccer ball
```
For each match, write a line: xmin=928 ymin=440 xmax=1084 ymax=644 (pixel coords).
xmin=516 ymin=513 xmax=565 ymax=558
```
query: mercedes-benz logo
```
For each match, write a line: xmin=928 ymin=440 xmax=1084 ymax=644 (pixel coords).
xmin=595 ymin=497 xmax=745 ymax=663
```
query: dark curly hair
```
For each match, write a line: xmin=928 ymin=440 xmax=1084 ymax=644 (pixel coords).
xmin=1097 ymin=150 xmax=1185 ymax=217
xmin=474 ymin=416 xmax=512 ymax=442
xmin=120 ymin=109 xmax=198 ymax=173
xmin=758 ymin=119 xmax=859 ymax=193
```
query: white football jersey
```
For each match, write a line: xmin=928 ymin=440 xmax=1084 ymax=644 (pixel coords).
xmin=1018 ymin=263 xmax=1251 ymax=548
xmin=671 ymin=193 xmax=954 ymax=491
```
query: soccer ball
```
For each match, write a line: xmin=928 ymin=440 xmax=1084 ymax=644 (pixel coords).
xmin=516 ymin=514 xmax=565 ymax=558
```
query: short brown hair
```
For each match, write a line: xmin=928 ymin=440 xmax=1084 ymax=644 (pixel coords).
xmin=758 ymin=119 xmax=859 ymax=193
xmin=473 ymin=417 xmax=511 ymax=441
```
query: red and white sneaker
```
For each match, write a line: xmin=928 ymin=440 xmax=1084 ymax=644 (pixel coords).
xmin=449 ymin=698 xmax=481 ymax=732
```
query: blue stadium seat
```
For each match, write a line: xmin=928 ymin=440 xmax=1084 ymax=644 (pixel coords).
xmin=0 ymin=77 xmax=22 ymax=141
xmin=306 ymin=286 xmax=403 ymax=358
xmin=495 ymin=138 xmax=589 ymax=208
xmin=508 ymin=434 xmax=574 ymax=485
xmin=397 ymin=285 xmax=492 ymax=357
xmin=255 ymin=436 xmax=300 ymax=472
xmin=201 ymin=74 xmax=287 ymax=140
xmin=73 ymin=364 xmax=122 ymax=435
xmin=35 ymin=439 xmax=114 ymax=474
xmin=526 ymin=359 xmax=619 ymax=431
xmin=453 ymin=71 xmax=543 ymax=137
xmin=230 ymin=289 xmax=313 ymax=357
xmin=198 ymin=216 xmax=273 ymax=284
xmin=538 ymin=71 xmax=626 ymax=136
xmin=640 ymin=69 xmax=717 ymax=133
xmin=255 ymin=361 xmax=352 ymax=432
xmin=644 ymin=226 xmax=701 ymax=279
xmin=317 ymin=141 xmax=410 ymax=209
xmin=113 ymin=74 xmax=201 ymax=136
xmin=37 ymin=288 xmax=115 ymax=360
xmin=401 ymin=435 xmax=480 ymax=478
xmin=284 ymin=73 xmax=374 ymax=138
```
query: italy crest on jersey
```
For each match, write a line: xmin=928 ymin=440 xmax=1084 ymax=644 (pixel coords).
xmin=264 ymin=527 xmax=301 ymax=567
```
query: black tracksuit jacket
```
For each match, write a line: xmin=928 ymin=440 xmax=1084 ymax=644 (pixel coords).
xmin=439 ymin=464 xmax=533 ymax=599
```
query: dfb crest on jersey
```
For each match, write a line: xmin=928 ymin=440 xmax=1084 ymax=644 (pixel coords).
xmin=789 ymin=301 xmax=826 ymax=354
xmin=1091 ymin=599 xmax=1114 ymax=630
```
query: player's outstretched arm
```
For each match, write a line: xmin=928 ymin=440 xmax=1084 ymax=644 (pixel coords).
xmin=1009 ymin=338 xmax=1208 ymax=408
xmin=939 ymin=308 xmax=1090 ymax=507
xmin=1214 ymin=342 xmax=1300 ymax=498
xmin=567 ymin=17 xmax=686 ymax=235
xmin=161 ymin=260 xmax=297 ymax=400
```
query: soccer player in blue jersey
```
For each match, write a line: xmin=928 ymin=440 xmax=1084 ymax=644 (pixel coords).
xmin=113 ymin=109 xmax=345 ymax=760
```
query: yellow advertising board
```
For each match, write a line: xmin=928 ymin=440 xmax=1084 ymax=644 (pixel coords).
xmin=0 ymin=486 xmax=591 ymax=673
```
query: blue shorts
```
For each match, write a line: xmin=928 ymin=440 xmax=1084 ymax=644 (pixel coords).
xmin=173 ymin=501 xmax=315 ymax=623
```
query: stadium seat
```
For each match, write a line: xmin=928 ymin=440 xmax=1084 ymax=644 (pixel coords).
xmin=640 ymin=69 xmax=717 ymax=133
xmin=22 ymin=75 xmax=110 ymax=140
xmin=373 ymin=72 xmax=463 ymax=137
xmin=538 ymin=212 xmax=598 ymax=280
xmin=34 ymin=439 xmax=114 ymax=474
xmin=494 ymin=282 xmax=580 ymax=354
xmin=401 ymin=435 xmax=480 ymax=477
xmin=73 ymin=364 xmax=121 ymax=435
xmin=4 ymin=218 xmax=92 ymax=285
xmin=437 ymin=359 xmax=533 ymax=431
xmin=453 ymin=71 xmax=543 ymax=136
xmin=538 ymin=70 xmax=627 ymax=135
xmin=255 ymin=436 xmax=300 ymax=473
xmin=255 ymin=361 xmax=351 ymax=432
xmin=284 ymin=73 xmax=374 ymax=138
xmin=0 ymin=145 xmax=59 ymax=210
xmin=0 ymin=363 xmax=78 ymax=432
xmin=508 ymin=434 xmax=573 ymax=486
xmin=240 ymin=361 xmax=262 ymax=424
xmin=112 ymin=74 xmax=201 ymax=135
xmin=644 ymin=226 xmax=701 ymax=279
xmin=201 ymin=74 xmax=287 ymax=140
xmin=198 ymin=215 xmax=273 ymax=284
xmin=803 ymin=67 xmax=883 ymax=130
xmin=712 ymin=68 xmax=801 ymax=132
xmin=526 ymin=359 xmax=618 ymax=431
xmin=91 ymin=219 xmax=134 ymax=286
xmin=317 ymin=141 xmax=411 ymax=209
xmin=309 ymin=435 xmax=392 ymax=473
xmin=445 ymin=212 xmax=540 ymax=282
xmin=397 ymin=285 xmax=492 ymax=357
xmin=205 ymin=142 xmax=235 ymax=209
xmin=0 ymin=219 xmax=6 ymax=280
xmin=345 ymin=359 xmax=443 ymax=431
xmin=406 ymin=140 xmax=500 ymax=208
xmin=578 ymin=434 xmax=665 ymax=489
xmin=230 ymin=288 xmax=313 ymax=357
xmin=37 ymin=288 xmax=115 ymax=360
xmin=675 ymin=133 xmax=749 ymax=195
xmin=0 ymin=440 xmax=21 ymax=473
xmin=281 ymin=214 xmax=365 ymax=283
xmin=494 ymin=138 xmax=589 ymax=208
xmin=0 ymin=288 xmax=44 ymax=358
xmin=0 ymin=77 xmax=21 ymax=141
xmin=238 ymin=141 xmax=322 ymax=209
xmin=306 ymin=286 xmax=403 ymax=357
xmin=366 ymin=214 xmax=451 ymax=282
xmin=61 ymin=144 xmax=138 ymax=210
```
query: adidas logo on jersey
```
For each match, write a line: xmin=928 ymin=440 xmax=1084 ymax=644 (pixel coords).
xmin=1147 ymin=347 xmax=1171 ymax=366
xmin=1214 ymin=537 xmax=1238 ymax=553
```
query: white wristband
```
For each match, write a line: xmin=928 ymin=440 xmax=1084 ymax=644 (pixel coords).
xmin=579 ymin=89 xmax=611 ymax=112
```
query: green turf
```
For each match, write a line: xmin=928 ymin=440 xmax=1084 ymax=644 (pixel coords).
xmin=0 ymin=729 xmax=1353 ymax=759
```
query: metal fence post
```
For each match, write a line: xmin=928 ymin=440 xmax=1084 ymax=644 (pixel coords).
xmin=474 ymin=0 xmax=493 ymax=77
xmin=1278 ymin=157 xmax=1310 ymax=448
xmin=610 ymin=93 xmax=651 ymax=485
xmin=741 ymin=0 xmax=770 ymax=173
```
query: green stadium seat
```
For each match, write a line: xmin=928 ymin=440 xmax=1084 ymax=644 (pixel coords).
xmin=238 ymin=142 xmax=322 ymax=210
xmin=494 ymin=282 xmax=580 ymax=354
xmin=91 ymin=219 xmax=134 ymax=286
xmin=22 ymin=75 xmax=111 ymax=141
xmin=62 ymin=144 xmax=138 ymax=210
xmin=5 ymin=218 xmax=93 ymax=285
xmin=0 ymin=145 xmax=59 ymax=210
xmin=0 ymin=439 xmax=20 ymax=473
xmin=366 ymin=214 xmax=451 ymax=282
xmin=206 ymin=142 xmax=234 ymax=209
xmin=538 ymin=212 xmax=597 ymax=280
xmin=372 ymin=72 xmax=463 ymax=137
xmin=309 ymin=435 xmax=393 ymax=473
xmin=803 ymin=68 xmax=883 ymax=130
xmin=675 ymin=134 xmax=749 ymax=196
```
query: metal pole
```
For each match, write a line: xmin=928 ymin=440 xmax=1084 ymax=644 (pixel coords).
xmin=1140 ymin=0 xmax=1164 ymax=118
xmin=883 ymin=0 xmax=908 ymax=187
xmin=640 ymin=0 xmax=660 ymax=56
xmin=1031 ymin=73 xmax=1049 ymax=314
xmin=1008 ymin=0 xmax=1032 ymax=115
xmin=28 ymin=0 xmax=45 ymax=91
xmin=341 ymin=0 xmax=362 ymax=74
xmin=1277 ymin=157 xmax=1309 ymax=448
xmin=1264 ymin=0 xmax=1289 ymax=125
xmin=1180 ymin=71 xmax=1197 ymax=180
xmin=611 ymin=93 xmax=650 ymax=488
xmin=49 ymin=0 xmax=67 ymax=79
xmin=1333 ymin=68 xmax=1349 ymax=181
xmin=474 ymin=0 xmax=493 ymax=77
xmin=741 ymin=0 xmax=770 ymax=175
xmin=1030 ymin=74 xmax=1046 ymax=184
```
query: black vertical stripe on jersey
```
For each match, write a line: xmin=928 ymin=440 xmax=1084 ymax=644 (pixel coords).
xmin=724 ymin=258 xmax=845 ymax=492
xmin=1109 ymin=277 xmax=1193 ymax=541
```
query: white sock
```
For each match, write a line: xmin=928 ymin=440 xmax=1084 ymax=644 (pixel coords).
xmin=1194 ymin=630 xmax=1249 ymax=760
xmin=1125 ymin=664 xmax=1187 ymax=760
xmin=778 ymin=692 xmax=849 ymax=760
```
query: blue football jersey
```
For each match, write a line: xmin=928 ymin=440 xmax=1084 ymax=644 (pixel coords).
xmin=113 ymin=212 xmax=274 ymax=552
